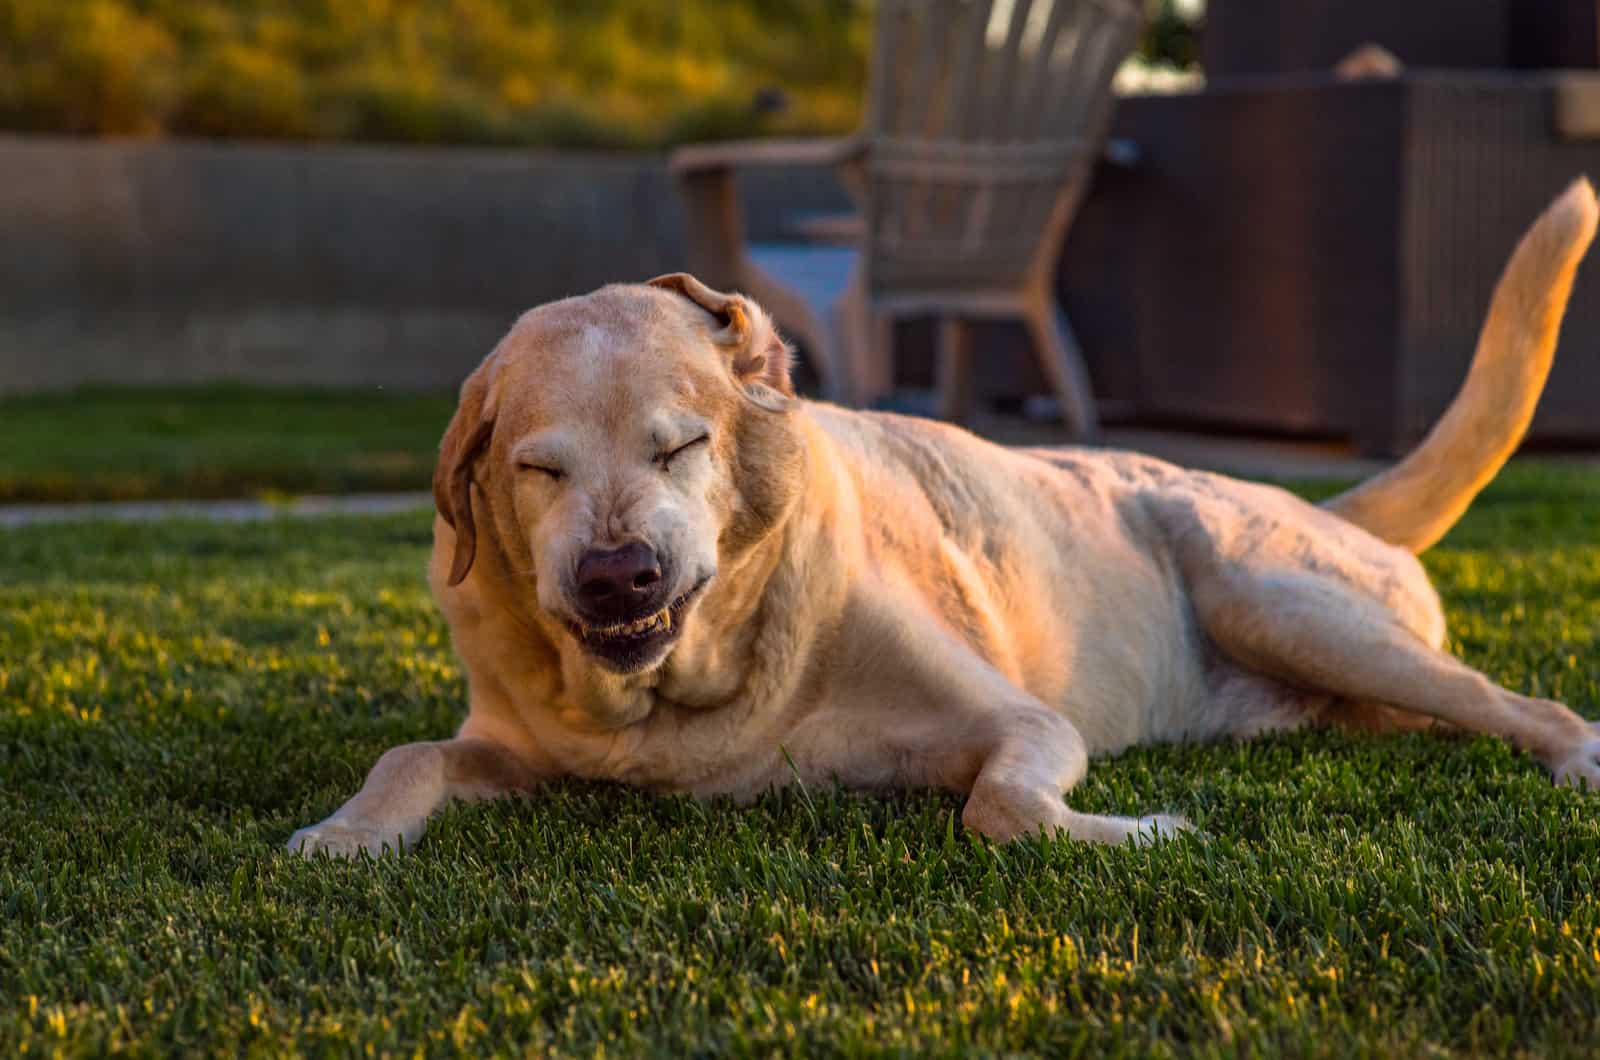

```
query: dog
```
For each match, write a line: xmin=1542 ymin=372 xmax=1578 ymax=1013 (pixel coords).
xmin=290 ymin=180 xmax=1600 ymax=857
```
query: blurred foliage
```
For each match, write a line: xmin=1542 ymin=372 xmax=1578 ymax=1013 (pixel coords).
xmin=0 ymin=0 xmax=869 ymax=146
xmin=0 ymin=0 xmax=1201 ymax=147
xmin=1140 ymin=0 xmax=1203 ymax=70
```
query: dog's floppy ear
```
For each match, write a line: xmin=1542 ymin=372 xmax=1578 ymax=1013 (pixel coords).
xmin=647 ymin=273 xmax=795 ymax=411
xmin=433 ymin=359 xmax=498 ymax=587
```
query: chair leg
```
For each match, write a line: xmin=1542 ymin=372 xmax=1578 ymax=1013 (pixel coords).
xmin=739 ymin=257 xmax=845 ymax=402
xmin=936 ymin=316 xmax=976 ymax=423
xmin=833 ymin=278 xmax=890 ymax=407
xmin=871 ymin=312 xmax=896 ymax=408
xmin=1024 ymin=302 xmax=1099 ymax=440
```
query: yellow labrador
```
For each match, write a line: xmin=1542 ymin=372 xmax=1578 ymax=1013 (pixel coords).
xmin=291 ymin=180 xmax=1600 ymax=857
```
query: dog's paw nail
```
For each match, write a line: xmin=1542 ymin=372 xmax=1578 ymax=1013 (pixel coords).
xmin=285 ymin=818 xmax=399 ymax=859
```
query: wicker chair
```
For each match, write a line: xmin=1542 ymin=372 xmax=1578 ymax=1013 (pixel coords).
xmin=669 ymin=0 xmax=1143 ymax=437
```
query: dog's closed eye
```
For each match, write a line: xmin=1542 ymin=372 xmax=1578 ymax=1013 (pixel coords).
xmin=518 ymin=462 xmax=566 ymax=481
xmin=657 ymin=434 xmax=710 ymax=470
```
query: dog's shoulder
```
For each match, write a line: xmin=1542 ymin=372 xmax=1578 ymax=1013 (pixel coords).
xmin=807 ymin=405 xmax=1040 ymax=493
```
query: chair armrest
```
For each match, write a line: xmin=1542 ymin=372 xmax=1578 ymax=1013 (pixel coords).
xmin=785 ymin=211 xmax=864 ymax=246
xmin=669 ymin=136 xmax=867 ymax=176
xmin=670 ymin=137 xmax=869 ymax=283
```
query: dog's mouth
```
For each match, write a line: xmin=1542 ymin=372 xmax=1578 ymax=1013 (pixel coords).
xmin=564 ymin=578 xmax=709 ymax=672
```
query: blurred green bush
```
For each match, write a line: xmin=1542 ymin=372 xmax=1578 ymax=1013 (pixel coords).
xmin=0 ymin=0 xmax=1198 ymax=147
xmin=0 ymin=0 xmax=869 ymax=146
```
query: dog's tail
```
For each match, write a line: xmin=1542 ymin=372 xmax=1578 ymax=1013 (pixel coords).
xmin=1323 ymin=178 xmax=1598 ymax=553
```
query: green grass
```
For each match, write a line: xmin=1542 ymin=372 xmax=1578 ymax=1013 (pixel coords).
xmin=2 ymin=465 xmax=1599 ymax=1055
xmin=0 ymin=385 xmax=453 ymax=502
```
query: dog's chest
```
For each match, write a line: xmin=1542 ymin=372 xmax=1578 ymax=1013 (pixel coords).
xmin=533 ymin=693 xmax=788 ymax=798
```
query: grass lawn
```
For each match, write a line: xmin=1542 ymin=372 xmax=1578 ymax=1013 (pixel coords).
xmin=2 ymin=465 xmax=1599 ymax=1055
xmin=0 ymin=386 xmax=453 ymax=503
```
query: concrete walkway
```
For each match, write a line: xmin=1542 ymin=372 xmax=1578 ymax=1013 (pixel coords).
xmin=1094 ymin=427 xmax=1388 ymax=482
xmin=0 ymin=491 xmax=432 ymax=528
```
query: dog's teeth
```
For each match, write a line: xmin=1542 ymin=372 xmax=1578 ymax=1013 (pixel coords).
xmin=581 ymin=607 xmax=676 ymax=641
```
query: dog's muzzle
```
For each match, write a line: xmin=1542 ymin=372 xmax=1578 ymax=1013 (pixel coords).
xmin=564 ymin=571 xmax=711 ymax=674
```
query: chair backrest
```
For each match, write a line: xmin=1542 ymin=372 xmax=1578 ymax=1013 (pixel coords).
xmin=861 ymin=0 xmax=1142 ymax=295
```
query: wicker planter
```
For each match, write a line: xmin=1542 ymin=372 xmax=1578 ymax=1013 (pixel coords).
xmin=1058 ymin=72 xmax=1600 ymax=454
xmin=1205 ymin=0 xmax=1600 ymax=75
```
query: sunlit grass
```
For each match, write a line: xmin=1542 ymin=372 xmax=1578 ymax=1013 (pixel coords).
xmin=2 ymin=466 xmax=1598 ymax=1053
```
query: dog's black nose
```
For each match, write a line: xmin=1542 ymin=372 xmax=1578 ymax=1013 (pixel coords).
xmin=575 ymin=542 xmax=664 ymax=618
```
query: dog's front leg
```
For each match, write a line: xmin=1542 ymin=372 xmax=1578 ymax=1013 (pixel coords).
xmin=287 ymin=738 xmax=545 ymax=858
xmin=959 ymin=708 xmax=1190 ymax=846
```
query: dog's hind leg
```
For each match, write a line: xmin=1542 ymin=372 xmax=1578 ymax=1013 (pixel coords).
xmin=1318 ymin=699 xmax=1438 ymax=733
xmin=1188 ymin=564 xmax=1600 ymax=788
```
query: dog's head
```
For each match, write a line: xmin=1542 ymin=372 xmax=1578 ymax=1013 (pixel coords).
xmin=434 ymin=274 xmax=804 ymax=674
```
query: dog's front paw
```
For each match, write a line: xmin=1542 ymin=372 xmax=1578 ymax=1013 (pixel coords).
xmin=286 ymin=816 xmax=411 ymax=859
xmin=1130 ymin=813 xmax=1196 ymax=847
xmin=1550 ymin=725 xmax=1600 ymax=792
xmin=961 ymin=781 xmax=1071 ymax=842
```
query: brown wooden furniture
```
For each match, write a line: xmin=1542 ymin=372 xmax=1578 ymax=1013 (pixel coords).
xmin=669 ymin=0 xmax=1143 ymax=438
xmin=1058 ymin=71 xmax=1600 ymax=455
xmin=1205 ymin=0 xmax=1600 ymax=76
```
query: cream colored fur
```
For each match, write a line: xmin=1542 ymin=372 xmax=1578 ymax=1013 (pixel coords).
xmin=290 ymin=180 xmax=1600 ymax=858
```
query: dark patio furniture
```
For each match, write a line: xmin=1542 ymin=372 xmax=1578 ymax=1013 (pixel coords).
xmin=1205 ymin=0 xmax=1600 ymax=76
xmin=1059 ymin=71 xmax=1600 ymax=454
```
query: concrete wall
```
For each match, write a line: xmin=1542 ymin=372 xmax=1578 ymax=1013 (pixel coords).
xmin=0 ymin=135 xmax=848 ymax=394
